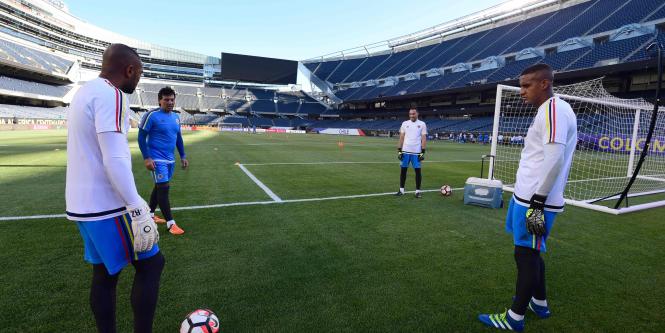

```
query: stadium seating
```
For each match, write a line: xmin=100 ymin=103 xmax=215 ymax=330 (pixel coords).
xmin=250 ymin=100 xmax=275 ymax=113
xmin=305 ymin=117 xmax=494 ymax=133
xmin=249 ymin=116 xmax=274 ymax=127
xmin=568 ymin=34 xmax=655 ymax=70
xmin=588 ymin=0 xmax=664 ymax=35
xmin=176 ymin=94 xmax=199 ymax=109
xmin=126 ymin=91 xmax=141 ymax=106
xmin=0 ymin=104 xmax=67 ymax=118
xmin=0 ymin=38 xmax=73 ymax=75
xmin=541 ymin=0 xmax=624 ymax=45
xmin=0 ymin=76 xmax=71 ymax=97
xmin=191 ymin=114 xmax=218 ymax=124
xmin=0 ymin=102 xmax=494 ymax=134
xmin=222 ymin=116 xmax=251 ymax=126
xmin=304 ymin=0 xmax=665 ymax=102
xmin=176 ymin=110 xmax=195 ymax=124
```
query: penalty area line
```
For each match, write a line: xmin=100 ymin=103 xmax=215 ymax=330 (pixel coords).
xmin=0 ymin=187 xmax=463 ymax=222
xmin=236 ymin=163 xmax=283 ymax=202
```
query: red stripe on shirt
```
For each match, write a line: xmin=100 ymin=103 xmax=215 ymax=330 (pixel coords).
xmin=114 ymin=217 xmax=131 ymax=262
xmin=114 ymin=87 xmax=120 ymax=132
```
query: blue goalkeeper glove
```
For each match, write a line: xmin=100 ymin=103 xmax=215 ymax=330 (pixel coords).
xmin=526 ymin=194 xmax=547 ymax=236
xmin=397 ymin=148 xmax=403 ymax=161
xmin=418 ymin=148 xmax=426 ymax=161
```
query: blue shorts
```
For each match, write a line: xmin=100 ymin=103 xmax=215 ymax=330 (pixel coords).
xmin=77 ymin=213 xmax=160 ymax=275
xmin=505 ymin=198 xmax=558 ymax=252
xmin=400 ymin=153 xmax=421 ymax=168
xmin=152 ymin=162 xmax=175 ymax=184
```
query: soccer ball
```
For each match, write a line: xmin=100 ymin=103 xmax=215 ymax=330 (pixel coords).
xmin=440 ymin=185 xmax=452 ymax=197
xmin=180 ymin=308 xmax=220 ymax=333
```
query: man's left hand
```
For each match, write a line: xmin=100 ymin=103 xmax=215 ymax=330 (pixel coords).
xmin=181 ymin=158 xmax=189 ymax=170
xmin=526 ymin=194 xmax=547 ymax=236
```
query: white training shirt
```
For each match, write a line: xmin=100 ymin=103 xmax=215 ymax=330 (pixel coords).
xmin=513 ymin=96 xmax=577 ymax=212
xmin=400 ymin=119 xmax=427 ymax=154
xmin=66 ymin=77 xmax=130 ymax=221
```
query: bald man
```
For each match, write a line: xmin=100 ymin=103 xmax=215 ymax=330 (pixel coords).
xmin=478 ymin=63 xmax=577 ymax=331
xmin=67 ymin=43 xmax=164 ymax=333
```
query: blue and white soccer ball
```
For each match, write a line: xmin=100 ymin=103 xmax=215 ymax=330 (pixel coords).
xmin=180 ymin=308 xmax=220 ymax=333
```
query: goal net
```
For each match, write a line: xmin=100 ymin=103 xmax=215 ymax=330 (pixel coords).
xmin=489 ymin=78 xmax=665 ymax=214
xmin=215 ymin=122 xmax=244 ymax=132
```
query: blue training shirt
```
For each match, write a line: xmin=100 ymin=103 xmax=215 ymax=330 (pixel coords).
xmin=138 ymin=108 xmax=185 ymax=163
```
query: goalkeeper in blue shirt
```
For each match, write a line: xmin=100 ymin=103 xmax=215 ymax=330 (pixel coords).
xmin=138 ymin=87 xmax=188 ymax=235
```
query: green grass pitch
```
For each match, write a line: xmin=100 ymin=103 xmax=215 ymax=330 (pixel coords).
xmin=0 ymin=129 xmax=664 ymax=332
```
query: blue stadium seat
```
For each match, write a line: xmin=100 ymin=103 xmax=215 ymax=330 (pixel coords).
xmin=340 ymin=54 xmax=391 ymax=83
xmin=486 ymin=57 xmax=542 ymax=82
xmin=0 ymin=76 xmax=71 ymax=97
xmin=542 ymin=47 xmax=591 ymax=71
xmin=0 ymin=38 xmax=73 ymax=75
xmin=644 ymin=1 xmax=665 ymax=21
xmin=589 ymin=0 xmax=664 ymax=35
xmin=543 ymin=0 xmax=628 ymax=45
xmin=397 ymin=36 xmax=467 ymax=75
xmin=470 ymin=12 xmax=557 ymax=63
xmin=250 ymin=100 xmax=276 ymax=113
xmin=567 ymin=34 xmax=654 ymax=70
xmin=326 ymin=57 xmax=366 ymax=83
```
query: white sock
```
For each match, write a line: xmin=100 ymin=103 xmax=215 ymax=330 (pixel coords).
xmin=531 ymin=297 xmax=547 ymax=307
xmin=399 ymin=188 xmax=405 ymax=193
xmin=416 ymin=189 xmax=421 ymax=194
xmin=167 ymin=220 xmax=175 ymax=228
xmin=507 ymin=309 xmax=524 ymax=321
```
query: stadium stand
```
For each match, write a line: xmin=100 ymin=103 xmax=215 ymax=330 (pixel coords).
xmin=126 ymin=91 xmax=141 ymax=106
xmin=0 ymin=38 xmax=73 ymax=75
xmin=176 ymin=110 xmax=195 ymax=123
xmin=0 ymin=104 xmax=66 ymax=118
xmin=222 ymin=116 xmax=251 ymax=127
xmin=1 ymin=0 xmax=663 ymax=133
xmin=304 ymin=0 xmax=665 ymax=102
xmin=567 ymin=34 xmax=655 ymax=70
xmin=0 ymin=76 xmax=71 ymax=97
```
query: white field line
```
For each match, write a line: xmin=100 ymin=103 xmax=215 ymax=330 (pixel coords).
xmin=0 ymin=187 xmax=463 ymax=222
xmin=242 ymin=159 xmax=486 ymax=166
xmin=0 ymin=213 xmax=67 ymax=221
xmin=237 ymin=163 xmax=283 ymax=202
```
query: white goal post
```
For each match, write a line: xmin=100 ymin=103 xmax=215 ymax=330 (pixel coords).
xmin=489 ymin=78 xmax=665 ymax=214
xmin=215 ymin=122 xmax=244 ymax=131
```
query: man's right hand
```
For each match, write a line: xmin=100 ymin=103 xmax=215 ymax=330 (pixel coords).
xmin=397 ymin=148 xmax=404 ymax=161
xmin=144 ymin=158 xmax=155 ymax=171
xmin=127 ymin=200 xmax=159 ymax=253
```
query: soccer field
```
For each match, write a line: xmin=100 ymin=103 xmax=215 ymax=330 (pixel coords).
xmin=0 ymin=130 xmax=664 ymax=332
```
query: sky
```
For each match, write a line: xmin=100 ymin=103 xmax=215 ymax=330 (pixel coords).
xmin=63 ymin=0 xmax=507 ymax=61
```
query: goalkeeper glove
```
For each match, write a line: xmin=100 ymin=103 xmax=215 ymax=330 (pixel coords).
xmin=397 ymin=148 xmax=404 ymax=161
xmin=418 ymin=148 xmax=426 ymax=161
xmin=127 ymin=200 xmax=159 ymax=253
xmin=526 ymin=194 xmax=547 ymax=236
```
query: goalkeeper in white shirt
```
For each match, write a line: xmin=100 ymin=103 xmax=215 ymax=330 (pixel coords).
xmin=66 ymin=44 xmax=163 ymax=333
xmin=395 ymin=107 xmax=427 ymax=198
xmin=478 ymin=63 xmax=577 ymax=331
